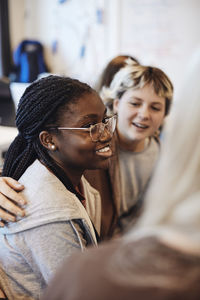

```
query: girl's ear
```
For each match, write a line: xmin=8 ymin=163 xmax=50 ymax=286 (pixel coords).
xmin=39 ymin=131 xmax=57 ymax=151
xmin=113 ymin=99 xmax=119 ymax=114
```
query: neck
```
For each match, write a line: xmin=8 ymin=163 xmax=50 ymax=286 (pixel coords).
xmin=117 ymin=129 xmax=147 ymax=152
xmin=63 ymin=168 xmax=83 ymax=188
xmin=48 ymin=155 xmax=83 ymax=188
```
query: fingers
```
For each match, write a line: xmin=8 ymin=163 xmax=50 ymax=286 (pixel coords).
xmin=0 ymin=206 xmax=16 ymax=224
xmin=0 ymin=195 xmax=25 ymax=220
xmin=1 ymin=176 xmax=24 ymax=191
xmin=0 ymin=177 xmax=26 ymax=206
xmin=0 ymin=177 xmax=26 ymax=221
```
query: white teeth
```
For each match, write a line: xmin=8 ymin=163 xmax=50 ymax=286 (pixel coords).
xmin=134 ymin=123 xmax=148 ymax=128
xmin=97 ymin=146 xmax=110 ymax=153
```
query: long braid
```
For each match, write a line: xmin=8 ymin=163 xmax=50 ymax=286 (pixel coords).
xmin=3 ymin=76 xmax=94 ymax=193
xmin=3 ymin=135 xmax=36 ymax=179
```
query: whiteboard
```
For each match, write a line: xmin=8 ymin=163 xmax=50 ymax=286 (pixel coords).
xmin=118 ymin=0 xmax=200 ymax=97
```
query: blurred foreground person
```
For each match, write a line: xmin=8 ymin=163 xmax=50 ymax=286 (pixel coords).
xmin=42 ymin=50 xmax=200 ymax=300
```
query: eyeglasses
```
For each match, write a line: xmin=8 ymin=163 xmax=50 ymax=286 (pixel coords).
xmin=52 ymin=115 xmax=117 ymax=142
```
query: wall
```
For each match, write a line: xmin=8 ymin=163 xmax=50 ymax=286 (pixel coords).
xmin=117 ymin=0 xmax=200 ymax=96
xmin=8 ymin=0 xmax=200 ymax=94
xmin=8 ymin=0 xmax=25 ymax=51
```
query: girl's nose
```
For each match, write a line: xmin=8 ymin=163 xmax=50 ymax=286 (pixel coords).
xmin=138 ymin=106 xmax=149 ymax=120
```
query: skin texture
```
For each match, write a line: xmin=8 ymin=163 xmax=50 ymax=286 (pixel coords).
xmin=114 ymin=84 xmax=165 ymax=152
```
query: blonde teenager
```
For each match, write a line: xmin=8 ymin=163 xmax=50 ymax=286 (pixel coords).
xmin=100 ymin=59 xmax=173 ymax=235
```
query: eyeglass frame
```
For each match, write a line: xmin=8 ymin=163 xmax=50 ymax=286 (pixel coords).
xmin=47 ymin=114 xmax=117 ymax=142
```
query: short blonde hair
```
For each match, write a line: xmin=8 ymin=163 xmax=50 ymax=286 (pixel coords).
xmin=100 ymin=59 xmax=173 ymax=116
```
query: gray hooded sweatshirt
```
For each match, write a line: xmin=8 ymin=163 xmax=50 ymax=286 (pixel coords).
xmin=0 ymin=160 xmax=101 ymax=300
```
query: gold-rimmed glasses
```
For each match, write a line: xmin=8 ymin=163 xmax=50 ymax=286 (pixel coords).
xmin=51 ymin=115 xmax=117 ymax=142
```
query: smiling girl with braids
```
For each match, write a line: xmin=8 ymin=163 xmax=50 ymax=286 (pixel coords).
xmin=0 ymin=75 xmax=116 ymax=299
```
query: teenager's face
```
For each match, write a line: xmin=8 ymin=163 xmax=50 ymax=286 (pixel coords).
xmin=114 ymin=84 xmax=165 ymax=144
xmin=51 ymin=92 xmax=113 ymax=175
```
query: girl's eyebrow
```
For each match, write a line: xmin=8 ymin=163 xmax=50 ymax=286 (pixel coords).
xmin=79 ymin=109 xmax=107 ymax=122
xmin=132 ymin=97 xmax=164 ymax=105
xmin=82 ymin=108 xmax=107 ymax=120
xmin=81 ymin=114 xmax=99 ymax=120
xmin=152 ymin=102 xmax=164 ymax=106
xmin=131 ymin=97 xmax=142 ymax=101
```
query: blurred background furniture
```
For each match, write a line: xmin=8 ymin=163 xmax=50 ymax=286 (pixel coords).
xmin=0 ymin=78 xmax=18 ymax=168
xmin=0 ymin=125 xmax=18 ymax=168
xmin=0 ymin=78 xmax=16 ymax=127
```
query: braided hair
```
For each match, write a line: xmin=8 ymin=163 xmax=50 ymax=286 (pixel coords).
xmin=2 ymin=75 xmax=94 ymax=194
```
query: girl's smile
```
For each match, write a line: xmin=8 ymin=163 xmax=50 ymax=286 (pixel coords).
xmin=95 ymin=145 xmax=112 ymax=157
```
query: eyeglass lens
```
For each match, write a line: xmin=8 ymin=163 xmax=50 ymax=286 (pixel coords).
xmin=90 ymin=116 xmax=116 ymax=142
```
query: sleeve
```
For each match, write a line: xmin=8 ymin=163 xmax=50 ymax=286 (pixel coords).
xmin=18 ymin=220 xmax=87 ymax=283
